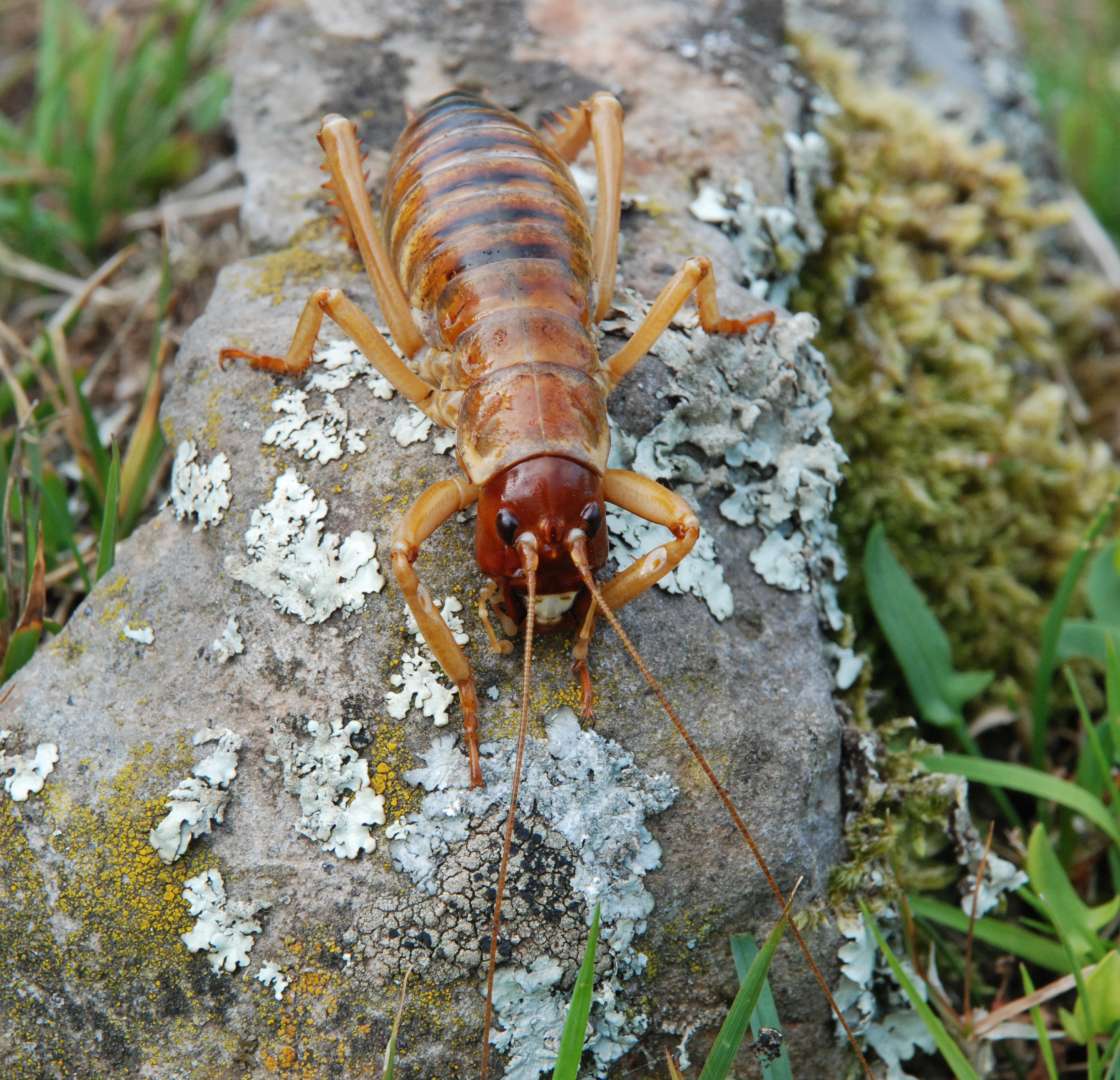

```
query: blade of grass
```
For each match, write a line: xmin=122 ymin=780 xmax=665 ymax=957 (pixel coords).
xmin=698 ymin=882 xmax=798 ymax=1080
xmin=923 ymin=754 xmax=1120 ymax=847
xmin=552 ymin=903 xmax=601 ymax=1080
xmin=909 ymin=895 xmax=1069 ymax=973
xmin=859 ymin=902 xmax=979 ymax=1080
xmin=864 ymin=522 xmax=993 ymax=728
xmin=1064 ymin=667 xmax=1116 ymax=809
xmin=865 ymin=523 xmax=1019 ymax=825
xmin=36 ymin=470 xmax=91 ymax=591
xmin=94 ymin=441 xmax=119 ymax=583
xmin=1020 ymin=965 xmax=1059 ymax=1080
xmin=730 ymin=934 xmax=792 ymax=1080
xmin=1032 ymin=486 xmax=1120 ymax=768
xmin=381 ymin=968 xmax=410 ymax=1080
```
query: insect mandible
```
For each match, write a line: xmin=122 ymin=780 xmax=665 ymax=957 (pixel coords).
xmin=221 ymin=90 xmax=868 ymax=1076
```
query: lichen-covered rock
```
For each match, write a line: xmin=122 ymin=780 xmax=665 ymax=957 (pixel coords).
xmin=0 ymin=2 xmax=857 ymax=1076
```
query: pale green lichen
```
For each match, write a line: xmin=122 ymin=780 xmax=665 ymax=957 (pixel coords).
xmin=794 ymin=38 xmax=1119 ymax=694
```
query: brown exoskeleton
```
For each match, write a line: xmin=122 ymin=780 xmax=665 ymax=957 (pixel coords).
xmin=222 ymin=90 xmax=868 ymax=1077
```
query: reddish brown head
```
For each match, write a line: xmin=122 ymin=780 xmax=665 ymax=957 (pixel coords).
xmin=476 ymin=455 xmax=608 ymax=622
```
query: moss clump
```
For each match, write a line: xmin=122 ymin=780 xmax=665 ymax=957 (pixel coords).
xmin=795 ymin=38 xmax=1119 ymax=692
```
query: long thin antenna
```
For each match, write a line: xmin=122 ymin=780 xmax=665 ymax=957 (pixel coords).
xmin=568 ymin=532 xmax=873 ymax=1078
xmin=480 ymin=538 xmax=538 ymax=1079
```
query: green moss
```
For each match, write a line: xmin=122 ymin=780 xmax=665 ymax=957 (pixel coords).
xmin=795 ymin=38 xmax=1119 ymax=696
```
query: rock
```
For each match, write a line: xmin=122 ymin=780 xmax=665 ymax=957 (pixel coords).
xmin=0 ymin=1 xmax=859 ymax=1076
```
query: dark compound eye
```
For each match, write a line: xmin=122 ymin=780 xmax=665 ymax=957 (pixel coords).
xmin=496 ymin=508 xmax=519 ymax=545
xmin=580 ymin=502 xmax=602 ymax=538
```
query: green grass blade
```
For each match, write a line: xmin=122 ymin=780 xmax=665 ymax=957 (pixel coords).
xmin=922 ymin=754 xmax=1120 ymax=846
xmin=1026 ymin=825 xmax=1102 ymax=963
xmin=730 ymin=934 xmax=792 ymax=1080
xmin=552 ymin=903 xmax=601 ymax=1080
xmin=1019 ymin=965 xmax=1059 ymax=1080
xmin=1065 ymin=667 xmax=1115 ymax=806
xmin=908 ymin=895 xmax=1069 ymax=973
xmin=1 ymin=625 xmax=41 ymax=683
xmin=1031 ymin=486 xmax=1120 ymax=767
xmin=381 ymin=969 xmax=410 ymax=1080
xmin=864 ymin=522 xmax=993 ymax=729
xmin=35 ymin=471 xmax=92 ymax=591
xmin=94 ymin=441 xmax=120 ymax=583
xmin=859 ymin=902 xmax=979 ymax=1080
xmin=698 ymin=893 xmax=795 ymax=1080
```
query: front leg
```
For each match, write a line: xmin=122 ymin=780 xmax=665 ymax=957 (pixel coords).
xmin=573 ymin=469 xmax=699 ymax=716
xmin=390 ymin=477 xmax=485 ymax=787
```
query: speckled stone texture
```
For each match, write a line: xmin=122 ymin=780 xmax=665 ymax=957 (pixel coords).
xmin=0 ymin=1 xmax=860 ymax=1076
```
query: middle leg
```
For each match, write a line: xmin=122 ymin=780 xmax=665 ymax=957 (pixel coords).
xmin=604 ymin=256 xmax=775 ymax=389
xmin=572 ymin=468 xmax=700 ymax=716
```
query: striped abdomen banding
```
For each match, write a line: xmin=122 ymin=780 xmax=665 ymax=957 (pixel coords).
xmin=382 ymin=92 xmax=607 ymax=486
xmin=382 ymin=92 xmax=595 ymax=355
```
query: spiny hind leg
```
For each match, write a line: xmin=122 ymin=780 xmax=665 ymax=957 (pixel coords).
xmin=391 ymin=477 xmax=485 ymax=787
xmin=540 ymin=92 xmax=623 ymax=321
xmin=317 ymin=114 xmax=425 ymax=358
xmin=604 ymin=256 xmax=775 ymax=389
xmin=219 ymin=287 xmax=439 ymax=413
xmin=573 ymin=469 xmax=699 ymax=717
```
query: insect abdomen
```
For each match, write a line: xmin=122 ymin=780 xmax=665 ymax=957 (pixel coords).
xmin=383 ymin=92 xmax=608 ymax=487
xmin=383 ymin=92 xmax=596 ymax=363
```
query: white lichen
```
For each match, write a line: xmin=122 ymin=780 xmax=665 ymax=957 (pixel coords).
xmin=307 ymin=337 xmax=397 ymax=397
xmin=228 ymin=468 xmax=384 ymax=624
xmin=255 ymin=961 xmax=290 ymax=1001
xmin=271 ymin=718 xmax=386 ymax=859
xmin=263 ymin=388 xmax=367 ymax=463
xmin=123 ymin=622 xmax=154 ymax=645
xmin=169 ymin=440 xmax=232 ymax=530
xmin=390 ymin=708 xmax=676 ymax=1076
xmin=181 ymin=867 xmax=270 ymax=973
xmin=387 ymin=649 xmax=458 ymax=727
xmin=403 ymin=734 xmax=470 ymax=792
xmin=835 ymin=910 xmax=935 ymax=1080
xmin=149 ymin=727 xmax=243 ymax=863
xmin=207 ymin=615 xmax=245 ymax=664
xmin=607 ymin=506 xmax=733 ymax=621
xmin=946 ymin=773 xmax=1028 ymax=916
xmin=386 ymin=598 xmax=469 ymax=726
xmin=605 ymin=292 xmax=848 ymax=631
xmin=0 ymin=731 xmax=58 ymax=802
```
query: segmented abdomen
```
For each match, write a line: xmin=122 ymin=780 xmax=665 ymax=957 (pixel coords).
xmin=382 ymin=92 xmax=595 ymax=363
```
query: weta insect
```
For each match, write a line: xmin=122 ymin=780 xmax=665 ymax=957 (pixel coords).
xmin=221 ymin=90 xmax=867 ymax=1076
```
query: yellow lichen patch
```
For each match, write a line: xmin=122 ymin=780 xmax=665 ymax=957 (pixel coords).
xmin=204 ymin=385 xmax=226 ymax=449
xmin=50 ymin=740 xmax=209 ymax=982
xmin=249 ymin=220 xmax=352 ymax=307
xmin=97 ymin=575 xmax=131 ymax=625
xmin=48 ymin=633 xmax=87 ymax=663
xmin=257 ymin=964 xmax=351 ymax=1078
xmin=366 ymin=719 xmax=420 ymax=820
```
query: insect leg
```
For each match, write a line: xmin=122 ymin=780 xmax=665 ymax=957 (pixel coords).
xmin=477 ymin=582 xmax=514 ymax=656
xmin=220 ymin=287 xmax=439 ymax=414
xmin=540 ymin=93 xmax=623 ymax=321
xmin=572 ymin=468 xmax=699 ymax=715
xmin=390 ymin=477 xmax=486 ymax=787
xmin=604 ymin=255 xmax=775 ymax=389
xmin=317 ymin=114 xmax=425 ymax=358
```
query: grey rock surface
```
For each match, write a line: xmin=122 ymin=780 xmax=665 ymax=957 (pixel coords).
xmin=1 ymin=1 xmax=856 ymax=1077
